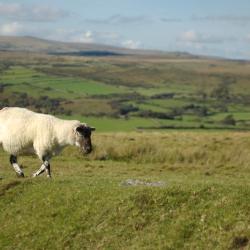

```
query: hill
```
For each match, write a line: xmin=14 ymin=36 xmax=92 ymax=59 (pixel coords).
xmin=0 ymin=35 xmax=194 ymax=57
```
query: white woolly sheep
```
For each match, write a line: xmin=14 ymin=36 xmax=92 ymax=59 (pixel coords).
xmin=0 ymin=107 xmax=95 ymax=178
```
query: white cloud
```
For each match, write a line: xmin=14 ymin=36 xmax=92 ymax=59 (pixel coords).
xmin=180 ymin=30 xmax=197 ymax=43
xmin=192 ymin=15 xmax=250 ymax=24
xmin=0 ymin=2 xmax=69 ymax=22
xmin=160 ymin=17 xmax=182 ymax=23
xmin=70 ymin=30 xmax=120 ymax=45
xmin=85 ymin=15 xmax=151 ymax=25
xmin=178 ymin=30 xmax=229 ymax=44
xmin=0 ymin=3 xmax=20 ymax=15
xmin=75 ymin=31 xmax=95 ymax=43
xmin=0 ymin=22 xmax=23 ymax=35
xmin=0 ymin=19 xmax=142 ymax=50
xmin=66 ymin=30 xmax=142 ymax=49
xmin=122 ymin=40 xmax=141 ymax=49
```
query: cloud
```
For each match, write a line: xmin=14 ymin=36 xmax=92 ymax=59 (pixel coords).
xmin=75 ymin=31 xmax=95 ymax=43
xmin=0 ymin=21 xmax=141 ymax=49
xmin=175 ymin=30 xmax=246 ymax=59
xmin=58 ymin=29 xmax=142 ymax=49
xmin=0 ymin=22 xmax=23 ymax=35
xmin=0 ymin=2 xmax=69 ymax=22
xmin=178 ymin=30 xmax=233 ymax=44
xmin=85 ymin=15 xmax=183 ymax=25
xmin=179 ymin=30 xmax=197 ymax=43
xmin=85 ymin=15 xmax=151 ymax=25
xmin=70 ymin=30 xmax=120 ymax=45
xmin=160 ymin=17 xmax=182 ymax=23
xmin=122 ymin=40 xmax=141 ymax=49
xmin=192 ymin=15 xmax=250 ymax=24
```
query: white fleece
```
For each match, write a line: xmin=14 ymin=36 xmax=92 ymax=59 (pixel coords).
xmin=0 ymin=107 xmax=83 ymax=160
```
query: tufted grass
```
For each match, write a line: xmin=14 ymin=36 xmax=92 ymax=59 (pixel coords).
xmin=0 ymin=132 xmax=250 ymax=249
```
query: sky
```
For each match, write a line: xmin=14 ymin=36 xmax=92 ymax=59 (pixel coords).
xmin=0 ymin=0 xmax=250 ymax=59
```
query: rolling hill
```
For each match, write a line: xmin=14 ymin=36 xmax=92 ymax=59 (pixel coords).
xmin=0 ymin=35 xmax=198 ymax=58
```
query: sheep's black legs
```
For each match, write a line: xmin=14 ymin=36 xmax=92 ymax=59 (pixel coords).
xmin=45 ymin=162 xmax=51 ymax=178
xmin=10 ymin=155 xmax=24 ymax=177
xmin=32 ymin=164 xmax=46 ymax=177
xmin=32 ymin=156 xmax=51 ymax=178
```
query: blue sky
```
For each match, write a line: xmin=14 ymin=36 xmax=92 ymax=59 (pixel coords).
xmin=0 ymin=0 xmax=250 ymax=59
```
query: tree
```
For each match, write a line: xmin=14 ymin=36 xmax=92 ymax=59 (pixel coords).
xmin=221 ymin=115 xmax=236 ymax=126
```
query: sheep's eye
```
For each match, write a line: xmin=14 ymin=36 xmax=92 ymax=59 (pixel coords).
xmin=76 ymin=126 xmax=91 ymax=137
xmin=83 ymin=130 xmax=91 ymax=137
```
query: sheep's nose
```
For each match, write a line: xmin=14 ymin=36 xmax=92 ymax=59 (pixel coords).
xmin=84 ymin=146 xmax=92 ymax=154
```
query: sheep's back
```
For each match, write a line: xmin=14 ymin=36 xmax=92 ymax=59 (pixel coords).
xmin=0 ymin=107 xmax=55 ymax=153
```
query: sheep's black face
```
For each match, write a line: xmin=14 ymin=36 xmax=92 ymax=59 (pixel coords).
xmin=76 ymin=125 xmax=95 ymax=154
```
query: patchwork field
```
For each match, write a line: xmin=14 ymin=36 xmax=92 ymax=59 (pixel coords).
xmin=1 ymin=50 xmax=250 ymax=131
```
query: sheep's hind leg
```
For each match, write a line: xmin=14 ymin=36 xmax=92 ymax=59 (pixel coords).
xmin=45 ymin=161 xmax=51 ymax=178
xmin=32 ymin=156 xmax=51 ymax=178
xmin=10 ymin=155 xmax=24 ymax=177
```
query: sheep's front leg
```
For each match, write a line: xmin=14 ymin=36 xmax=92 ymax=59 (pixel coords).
xmin=10 ymin=155 xmax=24 ymax=177
xmin=32 ymin=156 xmax=51 ymax=178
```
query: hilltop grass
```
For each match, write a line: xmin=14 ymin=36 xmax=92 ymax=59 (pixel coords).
xmin=0 ymin=132 xmax=250 ymax=249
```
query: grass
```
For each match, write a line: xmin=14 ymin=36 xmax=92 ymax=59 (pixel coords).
xmin=59 ymin=115 xmax=162 ymax=132
xmin=59 ymin=114 xmax=216 ymax=132
xmin=2 ymin=66 xmax=130 ymax=98
xmin=0 ymin=132 xmax=250 ymax=249
xmin=130 ymin=98 xmax=190 ymax=113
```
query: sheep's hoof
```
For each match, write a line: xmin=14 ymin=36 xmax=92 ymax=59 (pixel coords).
xmin=17 ymin=172 xmax=25 ymax=178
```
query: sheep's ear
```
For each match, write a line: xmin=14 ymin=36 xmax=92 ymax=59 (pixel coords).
xmin=90 ymin=127 xmax=96 ymax=131
xmin=76 ymin=126 xmax=85 ymax=134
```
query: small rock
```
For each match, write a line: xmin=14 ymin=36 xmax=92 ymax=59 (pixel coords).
xmin=121 ymin=179 xmax=166 ymax=187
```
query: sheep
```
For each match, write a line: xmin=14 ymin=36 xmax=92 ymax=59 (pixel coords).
xmin=0 ymin=107 xmax=95 ymax=178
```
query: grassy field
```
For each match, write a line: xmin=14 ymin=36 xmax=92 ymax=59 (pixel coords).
xmin=0 ymin=132 xmax=250 ymax=249
xmin=2 ymin=66 xmax=130 ymax=98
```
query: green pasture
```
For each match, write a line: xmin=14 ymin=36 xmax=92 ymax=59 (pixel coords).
xmin=1 ymin=66 xmax=130 ymax=98
xmin=59 ymin=115 xmax=161 ymax=132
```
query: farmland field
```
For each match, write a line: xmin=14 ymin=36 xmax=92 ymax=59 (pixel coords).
xmin=1 ymin=50 xmax=250 ymax=131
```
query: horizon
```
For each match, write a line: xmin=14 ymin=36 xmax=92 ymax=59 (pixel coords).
xmin=0 ymin=0 xmax=250 ymax=60
xmin=1 ymin=34 xmax=246 ymax=61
